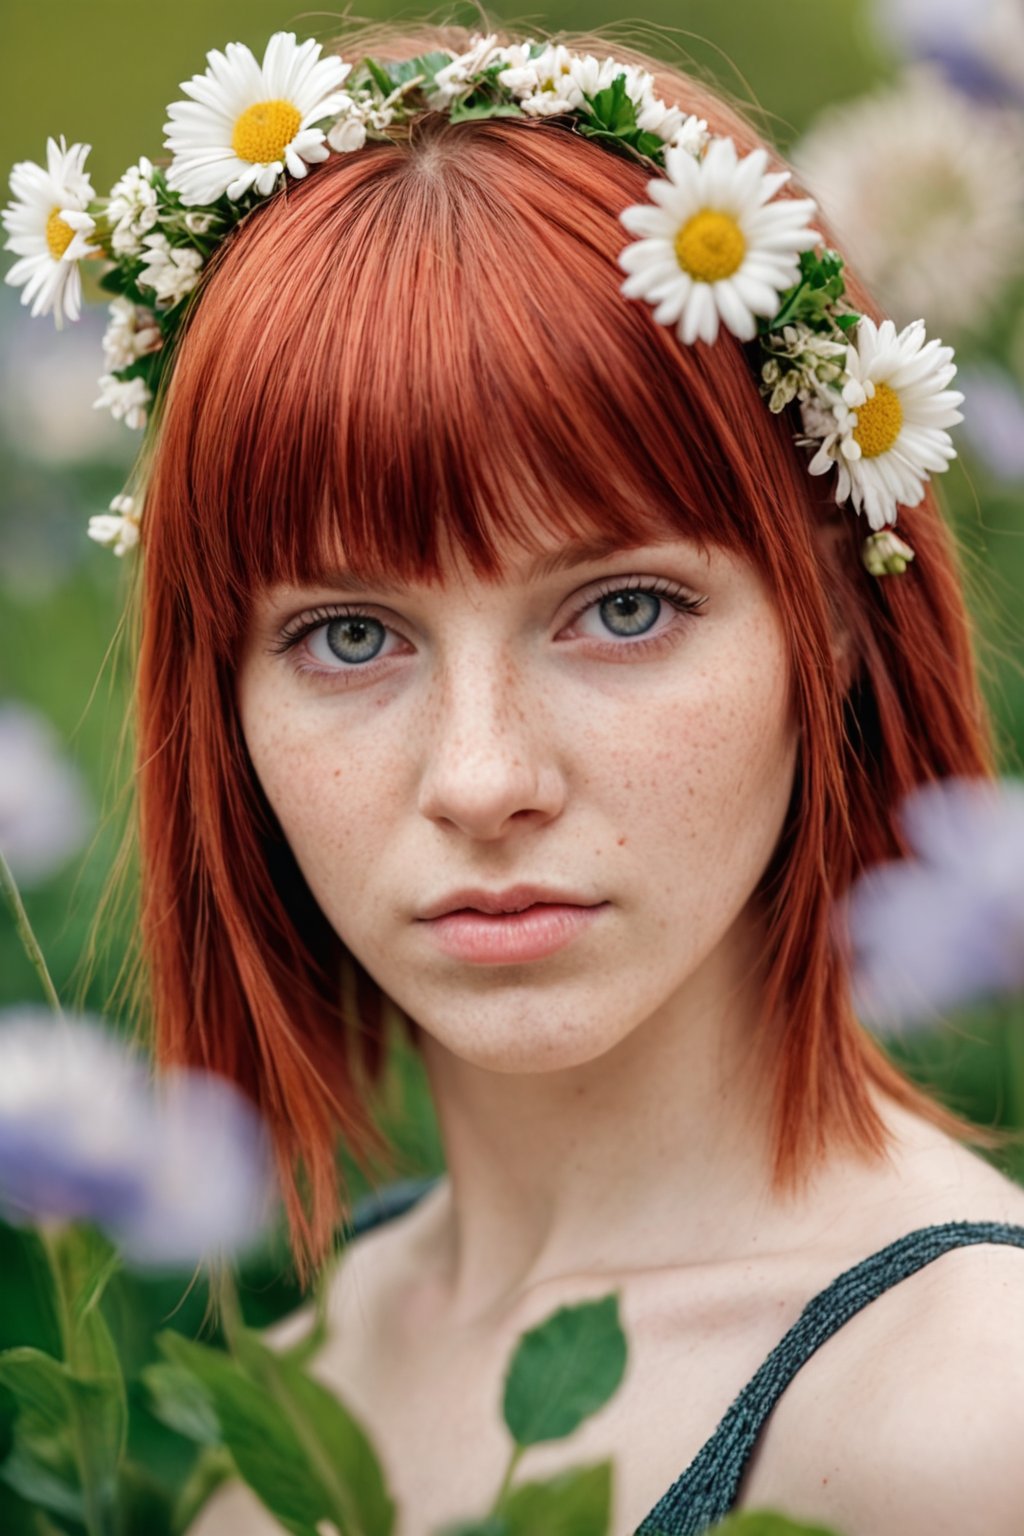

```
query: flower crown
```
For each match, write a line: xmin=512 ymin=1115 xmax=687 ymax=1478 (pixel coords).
xmin=3 ymin=30 xmax=965 ymax=576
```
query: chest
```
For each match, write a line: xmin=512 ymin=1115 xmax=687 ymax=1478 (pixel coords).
xmin=310 ymin=1262 xmax=820 ymax=1536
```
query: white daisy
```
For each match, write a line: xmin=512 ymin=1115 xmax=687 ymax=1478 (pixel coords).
xmin=164 ymin=32 xmax=353 ymax=205
xmin=101 ymin=296 xmax=161 ymax=372
xmin=107 ymin=156 xmax=160 ymax=257
xmin=2 ymin=137 xmax=99 ymax=328
xmin=88 ymin=494 xmax=141 ymax=557
xmin=802 ymin=316 xmax=964 ymax=530
xmin=617 ymin=135 xmax=819 ymax=345
xmin=135 ymin=232 xmax=203 ymax=308
xmin=94 ymin=373 xmax=151 ymax=430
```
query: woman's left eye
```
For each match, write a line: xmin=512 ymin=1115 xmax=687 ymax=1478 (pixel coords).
xmin=569 ymin=580 xmax=707 ymax=647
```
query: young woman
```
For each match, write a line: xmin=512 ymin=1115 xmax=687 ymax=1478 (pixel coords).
xmin=13 ymin=14 xmax=1024 ymax=1534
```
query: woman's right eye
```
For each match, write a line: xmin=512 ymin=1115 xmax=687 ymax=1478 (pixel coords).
xmin=307 ymin=614 xmax=395 ymax=668
xmin=270 ymin=604 xmax=407 ymax=678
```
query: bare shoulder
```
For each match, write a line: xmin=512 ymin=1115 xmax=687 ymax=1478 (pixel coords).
xmin=741 ymin=1132 xmax=1024 ymax=1535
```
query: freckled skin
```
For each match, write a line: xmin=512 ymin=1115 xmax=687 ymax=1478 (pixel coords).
xmin=236 ymin=535 xmax=798 ymax=1078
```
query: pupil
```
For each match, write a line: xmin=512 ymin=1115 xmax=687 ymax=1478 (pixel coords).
xmin=602 ymin=591 xmax=659 ymax=637
xmin=325 ymin=617 xmax=385 ymax=663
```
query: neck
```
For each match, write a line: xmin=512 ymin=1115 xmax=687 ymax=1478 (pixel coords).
xmin=412 ymin=909 xmax=789 ymax=1325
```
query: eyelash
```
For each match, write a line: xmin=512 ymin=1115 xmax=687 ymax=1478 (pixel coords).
xmin=269 ymin=577 xmax=709 ymax=682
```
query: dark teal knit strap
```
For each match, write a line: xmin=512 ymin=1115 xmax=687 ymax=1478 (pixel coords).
xmin=340 ymin=1173 xmax=441 ymax=1242
xmin=633 ymin=1220 xmax=1024 ymax=1536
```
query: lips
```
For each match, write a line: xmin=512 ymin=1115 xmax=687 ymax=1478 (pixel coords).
xmin=418 ymin=883 xmax=601 ymax=921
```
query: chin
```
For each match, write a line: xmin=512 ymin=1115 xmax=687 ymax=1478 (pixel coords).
xmin=416 ymin=1007 xmax=634 ymax=1075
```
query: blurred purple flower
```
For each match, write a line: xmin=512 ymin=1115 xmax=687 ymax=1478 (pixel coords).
xmin=874 ymin=0 xmax=1024 ymax=105
xmin=0 ymin=700 xmax=94 ymax=886
xmin=845 ymin=777 xmax=1024 ymax=1030
xmin=957 ymin=365 xmax=1024 ymax=481
xmin=0 ymin=1007 xmax=275 ymax=1267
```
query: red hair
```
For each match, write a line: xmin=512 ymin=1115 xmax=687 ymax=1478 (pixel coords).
xmin=131 ymin=18 xmax=999 ymax=1278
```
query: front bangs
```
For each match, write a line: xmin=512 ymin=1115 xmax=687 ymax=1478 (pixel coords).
xmin=155 ymin=116 xmax=791 ymax=636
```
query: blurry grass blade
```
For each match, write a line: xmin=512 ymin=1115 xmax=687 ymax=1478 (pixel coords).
xmin=0 ymin=848 xmax=62 ymax=1015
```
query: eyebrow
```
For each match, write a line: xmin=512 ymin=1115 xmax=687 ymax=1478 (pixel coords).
xmin=310 ymin=537 xmax=661 ymax=594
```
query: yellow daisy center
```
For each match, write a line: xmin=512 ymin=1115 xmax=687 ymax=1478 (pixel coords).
xmin=853 ymin=382 xmax=904 ymax=458
xmin=231 ymin=99 xmax=303 ymax=165
xmin=675 ymin=210 xmax=746 ymax=283
xmin=46 ymin=207 xmax=76 ymax=260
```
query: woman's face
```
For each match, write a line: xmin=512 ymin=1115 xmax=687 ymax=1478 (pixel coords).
xmin=237 ymin=525 xmax=799 ymax=1072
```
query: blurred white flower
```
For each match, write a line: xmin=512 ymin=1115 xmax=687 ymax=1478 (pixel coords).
xmin=94 ymin=371 xmax=151 ymax=429
xmin=794 ymin=68 xmax=1024 ymax=334
xmin=0 ymin=700 xmax=92 ymax=886
xmin=845 ymin=777 xmax=1024 ymax=1030
xmin=0 ymin=1007 xmax=274 ymax=1268
xmin=87 ymin=493 xmax=141 ymax=556
xmin=101 ymin=295 xmax=161 ymax=372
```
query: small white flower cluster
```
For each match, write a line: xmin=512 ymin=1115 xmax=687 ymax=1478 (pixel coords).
xmin=761 ymin=323 xmax=849 ymax=413
xmin=88 ymin=493 xmax=141 ymax=556
xmin=107 ymin=155 xmax=161 ymax=256
xmin=1 ymin=28 xmax=966 ymax=570
xmin=428 ymin=36 xmax=710 ymax=155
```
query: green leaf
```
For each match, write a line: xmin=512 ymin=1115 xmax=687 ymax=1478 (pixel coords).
xmin=0 ymin=1479 xmax=66 ymax=1536
xmin=0 ymin=1226 xmax=61 ymax=1355
xmin=709 ymin=1513 xmax=845 ymax=1536
xmin=142 ymin=1361 xmax=221 ymax=1445
xmin=0 ymin=1347 xmax=96 ymax=1519
xmin=47 ymin=1227 xmax=128 ymax=1486
xmin=499 ymin=1461 xmax=613 ymax=1535
xmin=232 ymin=1328 xmax=396 ymax=1536
xmin=587 ymin=74 xmax=638 ymax=135
xmin=502 ymin=1294 xmax=628 ymax=1447
xmin=449 ymin=99 xmax=525 ymax=123
xmin=155 ymin=1332 xmax=326 ymax=1529
xmin=433 ymin=1520 xmax=509 ymax=1536
xmin=362 ymin=56 xmax=398 ymax=95
xmin=387 ymin=50 xmax=453 ymax=89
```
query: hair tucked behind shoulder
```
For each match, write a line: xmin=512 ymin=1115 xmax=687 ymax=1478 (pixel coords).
xmin=122 ymin=12 xmax=1001 ymax=1280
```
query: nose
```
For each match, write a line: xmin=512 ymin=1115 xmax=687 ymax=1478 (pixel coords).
xmin=415 ymin=646 xmax=567 ymax=840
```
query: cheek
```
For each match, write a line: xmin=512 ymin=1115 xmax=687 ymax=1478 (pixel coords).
xmin=238 ymin=689 xmax=400 ymax=922
xmin=603 ymin=615 xmax=796 ymax=932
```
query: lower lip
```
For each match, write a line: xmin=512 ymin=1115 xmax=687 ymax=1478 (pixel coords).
xmin=421 ymin=903 xmax=608 ymax=964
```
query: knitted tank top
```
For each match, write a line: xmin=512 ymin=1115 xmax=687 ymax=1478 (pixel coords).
xmin=340 ymin=1175 xmax=1024 ymax=1535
